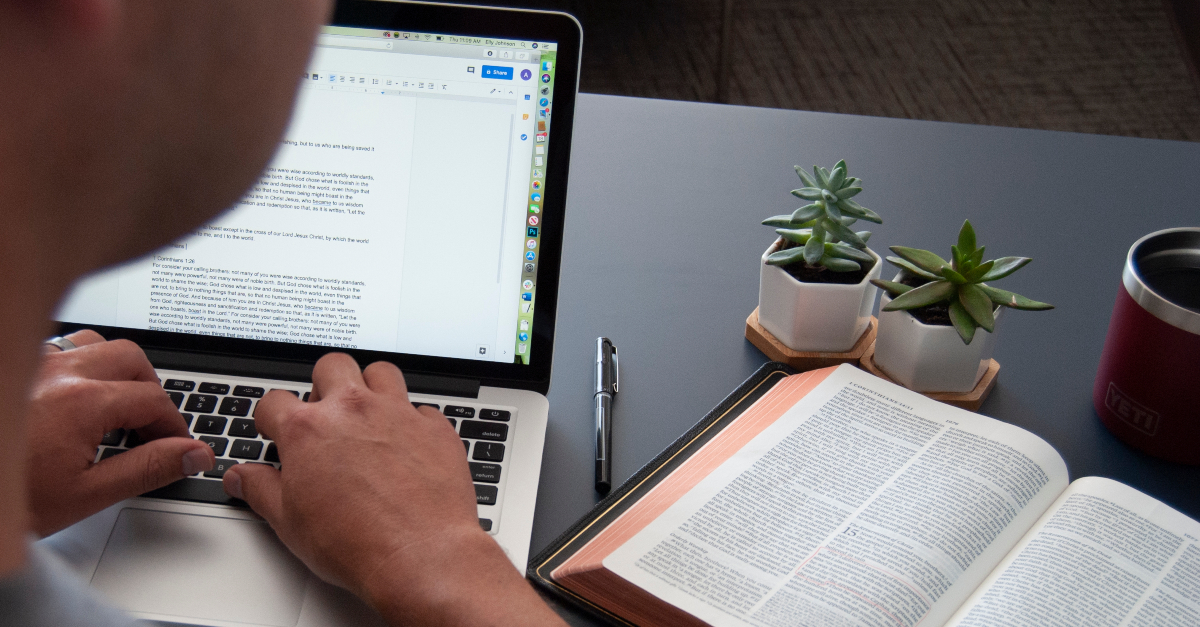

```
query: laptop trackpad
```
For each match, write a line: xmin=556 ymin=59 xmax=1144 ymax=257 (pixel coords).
xmin=91 ymin=508 xmax=308 ymax=627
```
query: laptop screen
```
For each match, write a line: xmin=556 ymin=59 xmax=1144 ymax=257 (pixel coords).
xmin=57 ymin=25 xmax=562 ymax=366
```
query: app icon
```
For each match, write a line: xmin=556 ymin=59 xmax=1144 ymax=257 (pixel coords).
xmin=535 ymin=146 xmax=545 ymax=155
xmin=518 ymin=343 xmax=528 ymax=354
xmin=527 ymin=227 xmax=539 ymax=237
xmin=532 ymin=181 xmax=541 ymax=190
xmin=529 ymin=204 xmax=540 ymax=213
xmin=520 ymin=134 xmax=528 ymax=141
xmin=533 ymin=169 xmax=544 ymax=178
xmin=519 ymin=332 xmax=529 ymax=342
xmin=525 ymin=251 xmax=536 ymax=261
xmin=522 ymin=113 xmax=529 ymax=120
xmin=477 ymin=345 xmax=489 ymax=356
xmin=523 ymin=262 xmax=535 ymax=273
xmin=532 ymin=42 xmax=539 ymax=49
xmin=536 ymin=133 xmax=547 ymax=143
xmin=530 ymin=193 xmax=542 ymax=202
xmin=521 ymin=302 xmax=532 ymax=313
xmin=526 ymin=239 xmax=537 ymax=249
xmin=524 ymin=94 xmax=531 ymax=100
xmin=520 ymin=319 xmax=530 ymax=331
xmin=537 ymin=121 xmax=546 ymax=132
xmin=540 ymin=107 xmax=550 ymax=117
xmin=522 ymin=280 xmax=533 ymax=290
xmin=384 ymin=31 xmax=392 ymax=38
xmin=521 ymin=292 xmax=532 ymax=301
xmin=541 ymin=73 xmax=551 ymax=83
xmin=520 ymin=69 xmax=532 ymax=81
xmin=539 ymin=98 xmax=549 ymax=107
xmin=542 ymin=61 xmax=553 ymax=72
xmin=534 ymin=157 xmax=544 ymax=166
xmin=541 ymin=86 xmax=550 ymax=95
xmin=528 ymin=215 xmax=540 ymax=226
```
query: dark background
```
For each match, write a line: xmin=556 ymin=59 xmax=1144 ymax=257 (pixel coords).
xmin=453 ymin=0 xmax=1200 ymax=141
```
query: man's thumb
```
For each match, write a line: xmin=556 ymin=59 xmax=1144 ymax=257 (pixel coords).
xmin=224 ymin=463 xmax=284 ymax=525
xmin=89 ymin=437 xmax=214 ymax=502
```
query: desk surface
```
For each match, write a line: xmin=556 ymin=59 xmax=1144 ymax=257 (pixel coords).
xmin=533 ymin=93 xmax=1200 ymax=623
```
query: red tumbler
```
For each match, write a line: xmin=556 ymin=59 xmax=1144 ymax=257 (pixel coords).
xmin=1095 ymin=228 xmax=1200 ymax=464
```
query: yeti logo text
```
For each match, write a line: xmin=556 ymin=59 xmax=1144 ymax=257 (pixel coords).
xmin=1106 ymin=383 xmax=1160 ymax=435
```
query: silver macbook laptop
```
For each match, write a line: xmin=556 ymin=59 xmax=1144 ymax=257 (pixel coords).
xmin=41 ymin=2 xmax=582 ymax=625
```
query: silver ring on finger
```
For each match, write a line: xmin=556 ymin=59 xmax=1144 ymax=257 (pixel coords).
xmin=44 ymin=336 xmax=77 ymax=352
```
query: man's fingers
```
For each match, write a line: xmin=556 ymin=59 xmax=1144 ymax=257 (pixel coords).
xmin=362 ymin=361 xmax=408 ymax=399
xmin=57 ymin=338 xmax=160 ymax=383
xmin=85 ymin=437 xmax=214 ymax=505
xmin=252 ymin=388 xmax=305 ymax=442
xmin=223 ymin=464 xmax=284 ymax=526
xmin=310 ymin=353 xmax=364 ymax=399
xmin=98 ymin=381 xmax=191 ymax=440
xmin=63 ymin=329 xmax=106 ymax=347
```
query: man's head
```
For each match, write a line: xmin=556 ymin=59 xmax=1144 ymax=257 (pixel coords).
xmin=0 ymin=0 xmax=331 ymax=294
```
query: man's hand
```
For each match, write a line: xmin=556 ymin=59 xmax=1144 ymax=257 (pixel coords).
xmin=26 ymin=331 xmax=214 ymax=535
xmin=223 ymin=354 xmax=565 ymax=627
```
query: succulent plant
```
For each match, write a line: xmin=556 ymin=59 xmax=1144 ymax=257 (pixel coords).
xmin=871 ymin=220 xmax=1053 ymax=344
xmin=762 ymin=160 xmax=881 ymax=273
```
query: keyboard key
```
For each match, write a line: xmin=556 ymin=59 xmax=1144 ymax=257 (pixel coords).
xmin=199 ymin=436 xmax=229 ymax=457
xmin=478 ymin=518 xmax=493 ymax=532
xmin=125 ymin=431 xmax=146 ymax=448
xmin=302 ymin=392 xmax=311 ymax=402
xmin=479 ymin=409 xmax=510 ymax=422
xmin=180 ymin=413 xmax=194 ymax=428
xmin=228 ymin=418 xmax=258 ymax=438
xmin=459 ymin=420 xmax=508 ymax=442
xmin=184 ymin=394 xmax=218 ymax=414
xmin=99 ymin=447 xmax=125 ymax=461
xmin=166 ymin=391 xmax=184 ymax=408
xmin=229 ymin=439 xmax=264 ymax=460
xmin=100 ymin=429 xmax=125 ymax=446
xmin=193 ymin=415 xmax=228 ymax=435
xmin=271 ymin=389 xmax=299 ymax=397
xmin=474 ymin=484 xmax=498 ymax=505
xmin=469 ymin=462 xmax=502 ymax=483
xmin=232 ymin=386 xmax=265 ymax=398
xmin=204 ymin=459 xmax=237 ymax=478
xmin=444 ymin=405 xmax=475 ymax=419
xmin=198 ymin=382 xmax=230 ymax=395
xmin=462 ymin=440 xmax=470 ymax=454
xmin=163 ymin=379 xmax=196 ymax=392
xmin=264 ymin=443 xmax=279 ymax=463
xmin=414 ymin=402 xmax=441 ymax=411
xmin=218 ymin=396 xmax=252 ymax=417
xmin=448 ymin=418 xmax=457 ymax=429
xmin=472 ymin=442 xmax=505 ymax=462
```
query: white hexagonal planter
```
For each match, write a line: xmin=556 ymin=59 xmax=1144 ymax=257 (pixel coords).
xmin=873 ymin=277 xmax=1002 ymax=393
xmin=757 ymin=238 xmax=881 ymax=353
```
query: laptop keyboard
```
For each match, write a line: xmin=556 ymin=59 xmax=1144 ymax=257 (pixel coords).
xmin=94 ymin=371 xmax=514 ymax=535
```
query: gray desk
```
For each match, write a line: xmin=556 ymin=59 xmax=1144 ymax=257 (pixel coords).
xmin=533 ymin=94 xmax=1200 ymax=623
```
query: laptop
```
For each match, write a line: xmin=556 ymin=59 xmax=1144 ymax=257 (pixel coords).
xmin=41 ymin=2 xmax=581 ymax=625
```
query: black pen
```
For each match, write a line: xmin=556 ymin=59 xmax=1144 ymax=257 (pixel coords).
xmin=594 ymin=337 xmax=618 ymax=495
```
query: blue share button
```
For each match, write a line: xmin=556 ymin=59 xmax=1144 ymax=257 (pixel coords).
xmin=481 ymin=65 xmax=514 ymax=80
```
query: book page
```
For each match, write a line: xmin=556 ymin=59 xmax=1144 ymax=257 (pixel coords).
xmin=603 ymin=364 xmax=1069 ymax=627
xmin=946 ymin=476 xmax=1200 ymax=627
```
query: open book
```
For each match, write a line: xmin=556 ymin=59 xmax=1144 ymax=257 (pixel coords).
xmin=536 ymin=365 xmax=1200 ymax=627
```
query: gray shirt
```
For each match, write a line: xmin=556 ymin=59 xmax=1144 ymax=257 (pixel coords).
xmin=0 ymin=541 xmax=135 ymax=627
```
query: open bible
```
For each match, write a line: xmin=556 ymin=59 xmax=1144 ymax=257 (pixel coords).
xmin=530 ymin=364 xmax=1200 ymax=627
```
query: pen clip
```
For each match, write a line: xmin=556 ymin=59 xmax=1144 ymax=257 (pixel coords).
xmin=611 ymin=346 xmax=619 ymax=394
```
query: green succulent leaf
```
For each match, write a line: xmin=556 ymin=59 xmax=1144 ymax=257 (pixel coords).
xmin=963 ymin=260 xmax=995 ymax=282
xmin=824 ymin=200 xmax=844 ymax=221
xmin=794 ymin=166 xmax=817 ymax=188
xmin=856 ymin=231 xmax=872 ymax=243
xmin=834 ymin=159 xmax=848 ymax=176
xmin=845 ymin=177 xmax=860 ymax=187
xmin=870 ymin=279 xmax=913 ymax=297
xmin=977 ymin=285 xmax=1054 ymax=310
xmin=814 ymin=166 xmax=830 ymax=188
xmin=941 ymin=267 xmax=968 ymax=284
xmin=775 ymin=228 xmax=812 ymax=244
xmin=791 ymin=203 xmax=824 ymax=224
xmin=762 ymin=215 xmax=796 ymax=227
xmin=883 ymin=280 xmax=956 ymax=310
xmin=821 ymin=255 xmax=861 ymax=272
xmin=960 ymin=284 xmax=996 ymax=332
xmin=890 ymin=246 xmax=950 ymax=275
xmin=969 ymin=247 xmax=985 ymax=268
xmin=979 ymin=256 xmax=1032 ymax=281
xmin=826 ymin=243 xmax=874 ymax=264
xmin=839 ymin=199 xmax=882 ymax=224
xmin=792 ymin=187 xmax=824 ymax=201
xmin=803 ymin=233 xmax=824 ymax=265
xmin=950 ymin=245 xmax=966 ymax=272
xmin=828 ymin=167 xmax=846 ymax=189
xmin=835 ymin=186 xmax=862 ymax=199
xmin=886 ymin=256 xmax=941 ymax=280
xmin=957 ymin=220 xmax=977 ymax=256
xmin=766 ymin=246 xmax=808 ymax=266
xmin=948 ymin=300 xmax=979 ymax=344
xmin=825 ymin=218 xmax=866 ymax=248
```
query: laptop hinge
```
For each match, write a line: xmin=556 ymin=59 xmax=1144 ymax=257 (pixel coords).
xmin=143 ymin=349 xmax=481 ymax=399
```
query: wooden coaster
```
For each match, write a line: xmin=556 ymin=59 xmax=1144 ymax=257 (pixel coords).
xmin=858 ymin=342 xmax=1000 ymax=411
xmin=745 ymin=308 xmax=877 ymax=371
